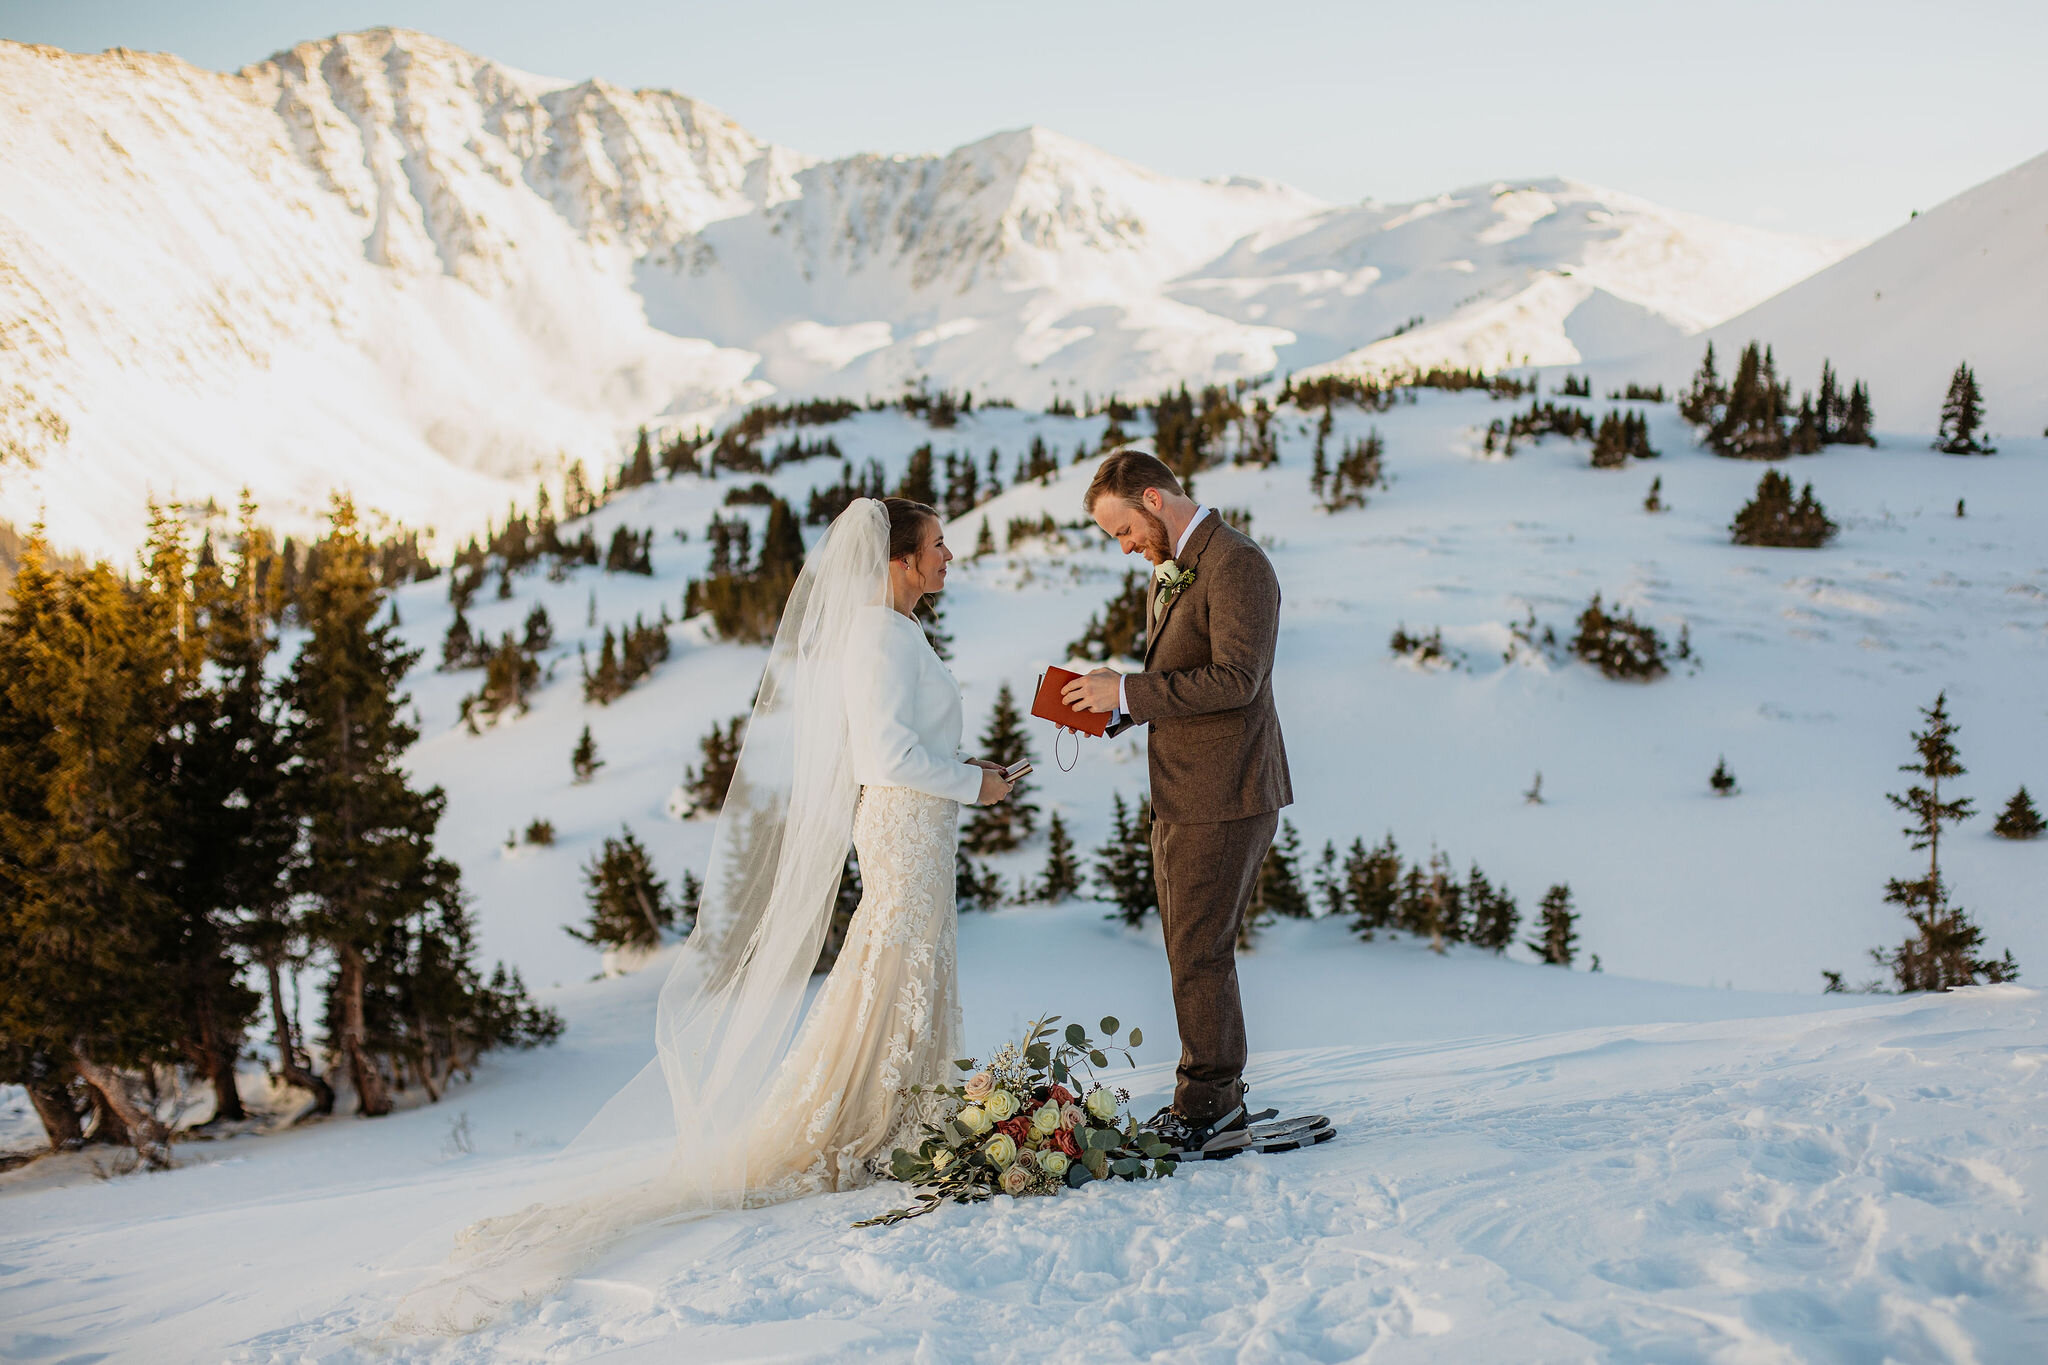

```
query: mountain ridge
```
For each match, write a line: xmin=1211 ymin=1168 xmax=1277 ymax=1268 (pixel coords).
xmin=0 ymin=27 xmax=1851 ymax=556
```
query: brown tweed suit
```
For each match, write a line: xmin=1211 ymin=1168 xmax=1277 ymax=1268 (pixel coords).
xmin=1109 ymin=513 xmax=1292 ymax=1122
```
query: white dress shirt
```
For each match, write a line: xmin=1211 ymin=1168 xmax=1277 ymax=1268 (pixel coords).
xmin=844 ymin=605 xmax=985 ymax=805
xmin=1115 ymin=505 xmax=1209 ymax=717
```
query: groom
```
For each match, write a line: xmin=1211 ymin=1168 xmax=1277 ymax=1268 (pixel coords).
xmin=1062 ymin=445 xmax=1292 ymax=1157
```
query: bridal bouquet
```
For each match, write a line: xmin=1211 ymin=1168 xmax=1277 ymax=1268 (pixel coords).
xmin=854 ymin=1014 xmax=1177 ymax=1227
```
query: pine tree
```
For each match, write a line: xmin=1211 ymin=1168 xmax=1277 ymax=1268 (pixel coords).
xmin=1644 ymin=475 xmax=1664 ymax=513
xmin=441 ymin=605 xmax=478 ymax=670
xmin=571 ymin=724 xmax=604 ymax=784
xmin=0 ymin=543 xmax=182 ymax=1166
xmin=1933 ymin=362 xmax=1993 ymax=454
xmin=956 ymin=849 xmax=1004 ymax=913
xmin=1873 ymin=693 xmax=2016 ymax=990
xmin=1710 ymin=756 xmax=1738 ymax=796
xmin=1343 ymin=834 xmax=1402 ymax=939
xmin=1572 ymin=593 xmax=1668 ymax=680
xmin=1094 ymin=793 xmax=1158 ymax=927
xmin=1730 ymin=470 xmax=1837 ymax=548
xmin=280 ymin=497 xmax=458 ymax=1115
xmin=963 ymin=684 xmax=1037 ymax=852
xmin=1466 ymin=865 xmax=1519 ymax=953
xmin=1251 ymin=819 xmax=1312 ymax=921
xmin=1708 ymin=342 xmax=1789 ymax=459
xmin=1528 ymin=884 xmax=1578 ymax=965
xmin=522 ymin=602 xmax=554 ymax=654
xmin=1031 ymin=810 xmax=1083 ymax=903
xmin=1992 ymin=786 xmax=2045 ymax=840
xmin=1840 ymin=381 xmax=1875 ymax=446
xmin=218 ymin=497 xmax=331 ymax=1116
xmin=681 ymin=715 xmax=745 ymax=816
xmin=1678 ymin=341 xmax=1725 ymax=427
xmin=974 ymin=516 xmax=995 ymax=559
xmin=1312 ymin=841 xmax=1342 ymax=918
xmin=896 ymin=444 xmax=938 ymax=505
xmin=568 ymin=827 xmax=674 ymax=951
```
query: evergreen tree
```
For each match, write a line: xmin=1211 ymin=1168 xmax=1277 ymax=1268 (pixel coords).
xmin=441 ymin=604 xmax=479 ymax=670
xmin=281 ymin=496 xmax=550 ymax=1115
xmin=1840 ymin=381 xmax=1875 ymax=446
xmin=1992 ymin=786 xmax=2045 ymax=840
xmin=681 ymin=715 xmax=745 ymax=816
xmin=0 ymin=542 xmax=181 ymax=1166
xmin=1644 ymin=475 xmax=1664 ymax=513
xmin=462 ymin=634 xmax=540 ymax=728
xmin=1031 ymin=810 xmax=1083 ymax=903
xmin=915 ymin=594 xmax=952 ymax=661
xmin=1707 ymin=342 xmax=1789 ymax=458
xmin=216 ymin=498 xmax=331 ymax=1116
xmin=974 ymin=516 xmax=995 ymax=558
xmin=1312 ymin=840 xmax=1342 ymax=918
xmin=1873 ymin=693 xmax=2017 ymax=990
xmin=1933 ymin=362 xmax=1993 ymax=454
xmin=1678 ymin=341 xmax=1726 ymax=427
xmin=625 ymin=427 xmax=656 ymax=487
xmin=571 ymin=724 xmax=604 ymax=784
xmin=962 ymin=684 xmax=1037 ymax=852
xmin=1528 ymin=884 xmax=1578 ymax=965
xmin=1343 ymin=834 xmax=1402 ymax=939
xmin=522 ymin=602 xmax=554 ymax=654
xmin=1466 ymin=865 xmax=1519 ymax=953
xmin=1251 ymin=819 xmax=1312 ymax=921
xmin=1730 ymin=470 xmax=1837 ymax=548
xmin=1710 ymin=756 xmax=1738 ymax=796
xmin=1094 ymin=793 xmax=1158 ymax=927
xmin=568 ymin=827 xmax=674 ymax=951
xmin=1572 ymin=593 xmax=1668 ymax=679
xmin=896 ymin=444 xmax=938 ymax=505
xmin=956 ymin=849 xmax=1005 ymax=912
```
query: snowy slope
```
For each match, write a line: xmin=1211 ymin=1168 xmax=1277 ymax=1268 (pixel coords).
xmin=0 ymin=28 xmax=1851 ymax=559
xmin=1198 ymin=178 xmax=1855 ymax=380
xmin=1617 ymin=150 xmax=2048 ymax=439
xmin=4 ymin=391 xmax=2047 ymax=1360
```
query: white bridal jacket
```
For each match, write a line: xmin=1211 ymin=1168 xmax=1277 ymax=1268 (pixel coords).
xmin=843 ymin=604 xmax=984 ymax=805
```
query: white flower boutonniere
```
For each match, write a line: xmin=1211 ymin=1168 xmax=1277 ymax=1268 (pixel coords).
xmin=1154 ymin=559 xmax=1196 ymax=609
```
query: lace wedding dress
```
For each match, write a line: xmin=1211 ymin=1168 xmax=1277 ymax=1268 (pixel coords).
xmin=397 ymin=499 xmax=981 ymax=1334
xmin=742 ymin=784 xmax=965 ymax=1202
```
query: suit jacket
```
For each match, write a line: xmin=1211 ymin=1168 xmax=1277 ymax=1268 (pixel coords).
xmin=1110 ymin=514 xmax=1293 ymax=826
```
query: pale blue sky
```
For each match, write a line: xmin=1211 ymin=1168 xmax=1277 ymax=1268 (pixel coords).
xmin=6 ymin=0 xmax=2044 ymax=240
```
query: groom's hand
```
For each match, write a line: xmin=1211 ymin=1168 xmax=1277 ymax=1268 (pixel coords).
xmin=1061 ymin=667 xmax=1122 ymax=714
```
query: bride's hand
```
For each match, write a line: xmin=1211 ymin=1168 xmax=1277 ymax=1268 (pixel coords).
xmin=976 ymin=769 xmax=1015 ymax=805
xmin=967 ymin=758 xmax=1004 ymax=771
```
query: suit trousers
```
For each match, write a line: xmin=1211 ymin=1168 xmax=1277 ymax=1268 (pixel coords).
xmin=1150 ymin=808 xmax=1279 ymax=1123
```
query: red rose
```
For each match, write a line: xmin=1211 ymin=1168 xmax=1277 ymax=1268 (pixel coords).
xmin=1049 ymin=1084 xmax=1076 ymax=1106
xmin=1053 ymin=1127 xmax=1081 ymax=1159
xmin=998 ymin=1116 xmax=1032 ymax=1143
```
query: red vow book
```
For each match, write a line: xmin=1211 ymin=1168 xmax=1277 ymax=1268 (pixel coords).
xmin=1030 ymin=666 xmax=1111 ymax=737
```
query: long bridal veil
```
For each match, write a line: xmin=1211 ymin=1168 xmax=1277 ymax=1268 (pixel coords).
xmin=394 ymin=499 xmax=891 ymax=1334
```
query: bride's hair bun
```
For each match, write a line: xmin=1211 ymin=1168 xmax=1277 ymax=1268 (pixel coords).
xmin=882 ymin=496 xmax=940 ymax=560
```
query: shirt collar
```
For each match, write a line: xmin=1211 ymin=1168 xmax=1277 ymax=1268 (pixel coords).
xmin=1173 ymin=505 xmax=1211 ymax=560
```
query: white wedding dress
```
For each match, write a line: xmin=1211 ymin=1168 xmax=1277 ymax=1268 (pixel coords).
xmin=741 ymin=605 xmax=982 ymax=1200
xmin=398 ymin=501 xmax=982 ymax=1333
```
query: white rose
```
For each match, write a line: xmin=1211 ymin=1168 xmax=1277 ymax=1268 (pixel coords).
xmin=1085 ymin=1087 xmax=1119 ymax=1122
xmin=930 ymin=1148 xmax=954 ymax=1171
xmin=1037 ymin=1150 xmax=1069 ymax=1179
xmin=1030 ymin=1102 xmax=1061 ymax=1136
xmin=957 ymin=1105 xmax=990 ymax=1135
xmin=985 ymin=1089 xmax=1019 ymax=1122
xmin=1154 ymin=559 xmax=1182 ymax=583
xmin=984 ymin=1133 xmax=1018 ymax=1168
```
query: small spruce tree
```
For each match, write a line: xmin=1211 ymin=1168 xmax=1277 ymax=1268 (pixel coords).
xmin=1731 ymin=470 xmax=1837 ymax=548
xmin=1032 ymin=810 xmax=1083 ymax=903
xmin=1094 ymin=793 xmax=1158 ymax=927
xmin=962 ymin=684 xmax=1038 ymax=852
xmin=681 ymin=715 xmax=745 ymax=816
xmin=1528 ymin=884 xmax=1578 ymax=965
xmin=568 ymin=827 xmax=673 ymax=951
xmin=1873 ymin=693 xmax=2017 ymax=989
xmin=1933 ymin=363 xmax=1993 ymax=455
xmin=1250 ymin=819 xmax=1312 ymax=922
xmin=571 ymin=724 xmax=604 ymax=784
xmin=1343 ymin=833 xmax=1402 ymax=939
xmin=1992 ymin=786 xmax=2045 ymax=840
xmin=1710 ymin=756 xmax=1738 ymax=796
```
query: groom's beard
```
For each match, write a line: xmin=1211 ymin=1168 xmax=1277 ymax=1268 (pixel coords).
xmin=1133 ymin=505 xmax=1173 ymax=564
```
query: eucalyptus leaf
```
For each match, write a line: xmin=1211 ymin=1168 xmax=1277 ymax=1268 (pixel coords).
xmin=1129 ymin=1027 xmax=1142 ymax=1047
xmin=1089 ymin=1050 xmax=1109 ymax=1068
xmin=955 ymin=1059 xmax=975 ymax=1070
xmin=1051 ymin=1060 xmax=1068 ymax=1084
xmin=1111 ymin=1156 xmax=1140 ymax=1177
xmin=1064 ymin=1023 xmax=1087 ymax=1047
xmin=1025 ymin=1042 xmax=1051 ymax=1069
xmin=1100 ymin=1016 xmax=1119 ymax=1036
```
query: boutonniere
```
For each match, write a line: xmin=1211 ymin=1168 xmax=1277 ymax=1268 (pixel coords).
xmin=1154 ymin=559 xmax=1196 ymax=609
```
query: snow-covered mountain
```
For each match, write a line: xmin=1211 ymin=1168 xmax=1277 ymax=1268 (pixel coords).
xmin=1204 ymin=178 xmax=1854 ymax=381
xmin=0 ymin=27 xmax=1854 ymax=558
xmin=1629 ymin=150 xmax=2048 ymax=438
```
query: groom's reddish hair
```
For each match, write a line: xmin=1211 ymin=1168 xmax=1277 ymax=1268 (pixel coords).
xmin=1085 ymin=448 xmax=1185 ymax=512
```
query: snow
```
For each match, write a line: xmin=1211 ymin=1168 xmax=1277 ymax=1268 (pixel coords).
xmin=0 ymin=29 xmax=1853 ymax=559
xmin=5 ymin=390 xmax=2046 ymax=1361
xmin=1616 ymin=150 xmax=2048 ymax=440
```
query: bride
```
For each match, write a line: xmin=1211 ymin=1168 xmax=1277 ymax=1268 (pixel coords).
xmin=401 ymin=496 xmax=1015 ymax=1331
